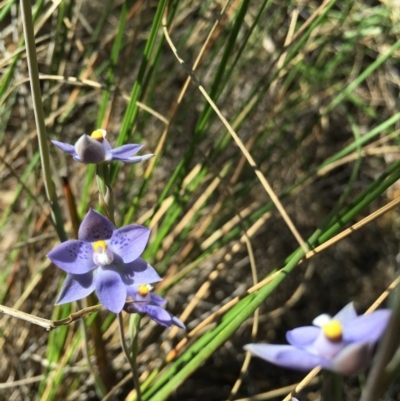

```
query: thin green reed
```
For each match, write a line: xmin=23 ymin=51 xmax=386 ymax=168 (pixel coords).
xmin=111 ymin=0 xmax=169 ymax=183
xmin=321 ymin=111 xmax=400 ymax=168
xmin=0 ymin=0 xmax=14 ymax=21
xmin=323 ymin=38 xmax=400 ymax=115
xmin=195 ymin=0 xmax=251 ymax=136
xmin=47 ymin=0 xmax=71 ymax=78
xmin=0 ymin=0 xmax=45 ymax=98
xmin=97 ymin=1 xmax=128 ymax=125
xmin=209 ymin=0 xmax=273 ymax=140
xmin=121 ymin=0 xmax=181 ymax=226
xmin=20 ymin=0 xmax=66 ymax=241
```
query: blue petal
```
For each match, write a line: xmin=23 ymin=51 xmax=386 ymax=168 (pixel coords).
xmin=334 ymin=302 xmax=358 ymax=324
xmin=286 ymin=326 xmax=320 ymax=347
xmin=343 ymin=309 xmax=391 ymax=343
xmin=244 ymin=344 xmax=330 ymax=371
xmin=142 ymin=304 xmax=176 ymax=328
xmin=78 ymin=209 xmax=116 ymax=242
xmin=109 ymin=225 xmax=150 ymax=263
xmin=150 ymin=292 xmax=167 ymax=306
xmin=56 ymin=272 xmax=95 ymax=304
xmin=111 ymin=154 xmax=154 ymax=164
xmin=95 ymin=267 xmax=126 ymax=313
xmin=52 ymin=140 xmax=76 ymax=156
xmin=109 ymin=144 xmax=143 ymax=158
xmin=123 ymin=257 xmax=162 ymax=285
xmin=171 ymin=315 xmax=185 ymax=329
xmin=47 ymin=240 xmax=94 ymax=274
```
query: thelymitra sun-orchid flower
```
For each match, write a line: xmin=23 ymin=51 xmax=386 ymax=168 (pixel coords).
xmin=244 ymin=303 xmax=391 ymax=375
xmin=52 ymin=129 xmax=153 ymax=164
xmin=123 ymin=284 xmax=185 ymax=329
xmin=47 ymin=209 xmax=161 ymax=313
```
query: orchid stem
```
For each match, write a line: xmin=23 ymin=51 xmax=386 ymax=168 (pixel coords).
xmin=20 ymin=0 xmax=66 ymax=242
xmin=322 ymin=372 xmax=342 ymax=401
xmin=131 ymin=315 xmax=142 ymax=401
xmin=96 ymin=163 xmax=115 ymax=223
xmin=117 ymin=312 xmax=142 ymax=401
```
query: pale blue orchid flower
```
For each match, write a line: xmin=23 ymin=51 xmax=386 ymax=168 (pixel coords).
xmin=245 ymin=303 xmax=391 ymax=375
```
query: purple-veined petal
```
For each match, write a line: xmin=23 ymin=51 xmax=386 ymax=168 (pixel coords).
xmin=109 ymin=225 xmax=150 ymax=263
xmin=74 ymin=134 xmax=109 ymax=164
xmin=244 ymin=344 xmax=329 ymax=371
xmin=78 ymin=209 xmax=116 ymax=241
xmin=142 ymin=304 xmax=176 ymax=328
xmin=47 ymin=240 xmax=94 ymax=274
xmin=52 ymin=140 xmax=76 ymax=156
xmin=56 ymin=272 xmax=95 ymax=304
xmin=123 ymin=257 xmax=162 ymax=285
xmin=150 ymin=292 xmax=167 ymax=306
xmin=334 ymin=302 xmax=358 ymax=324
xmin=110 ymin=144 xmax=143 ymax=158
xmin=286 ymin=326 xmax=320 ymax=347
xmin=331 ymin=342 xmax=374 ymax=375
xmin=343 ymin=309 xmax=391 ymax=343
xmin=111 ymin=153 xmax=154 ymax=164
xmin=95 ymin=267 xmax=126 ymax=313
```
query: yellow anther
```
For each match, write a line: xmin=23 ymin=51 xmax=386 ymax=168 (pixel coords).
xmin=138 ymin=285 xmax=150 ymax=296
xmin=90 ymin=129 xmax=105 ymax=141
xmin=92 ymin=240 xmax=107 ymax=253
xmin=322 ymin=319 xmax=343 ymax=342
